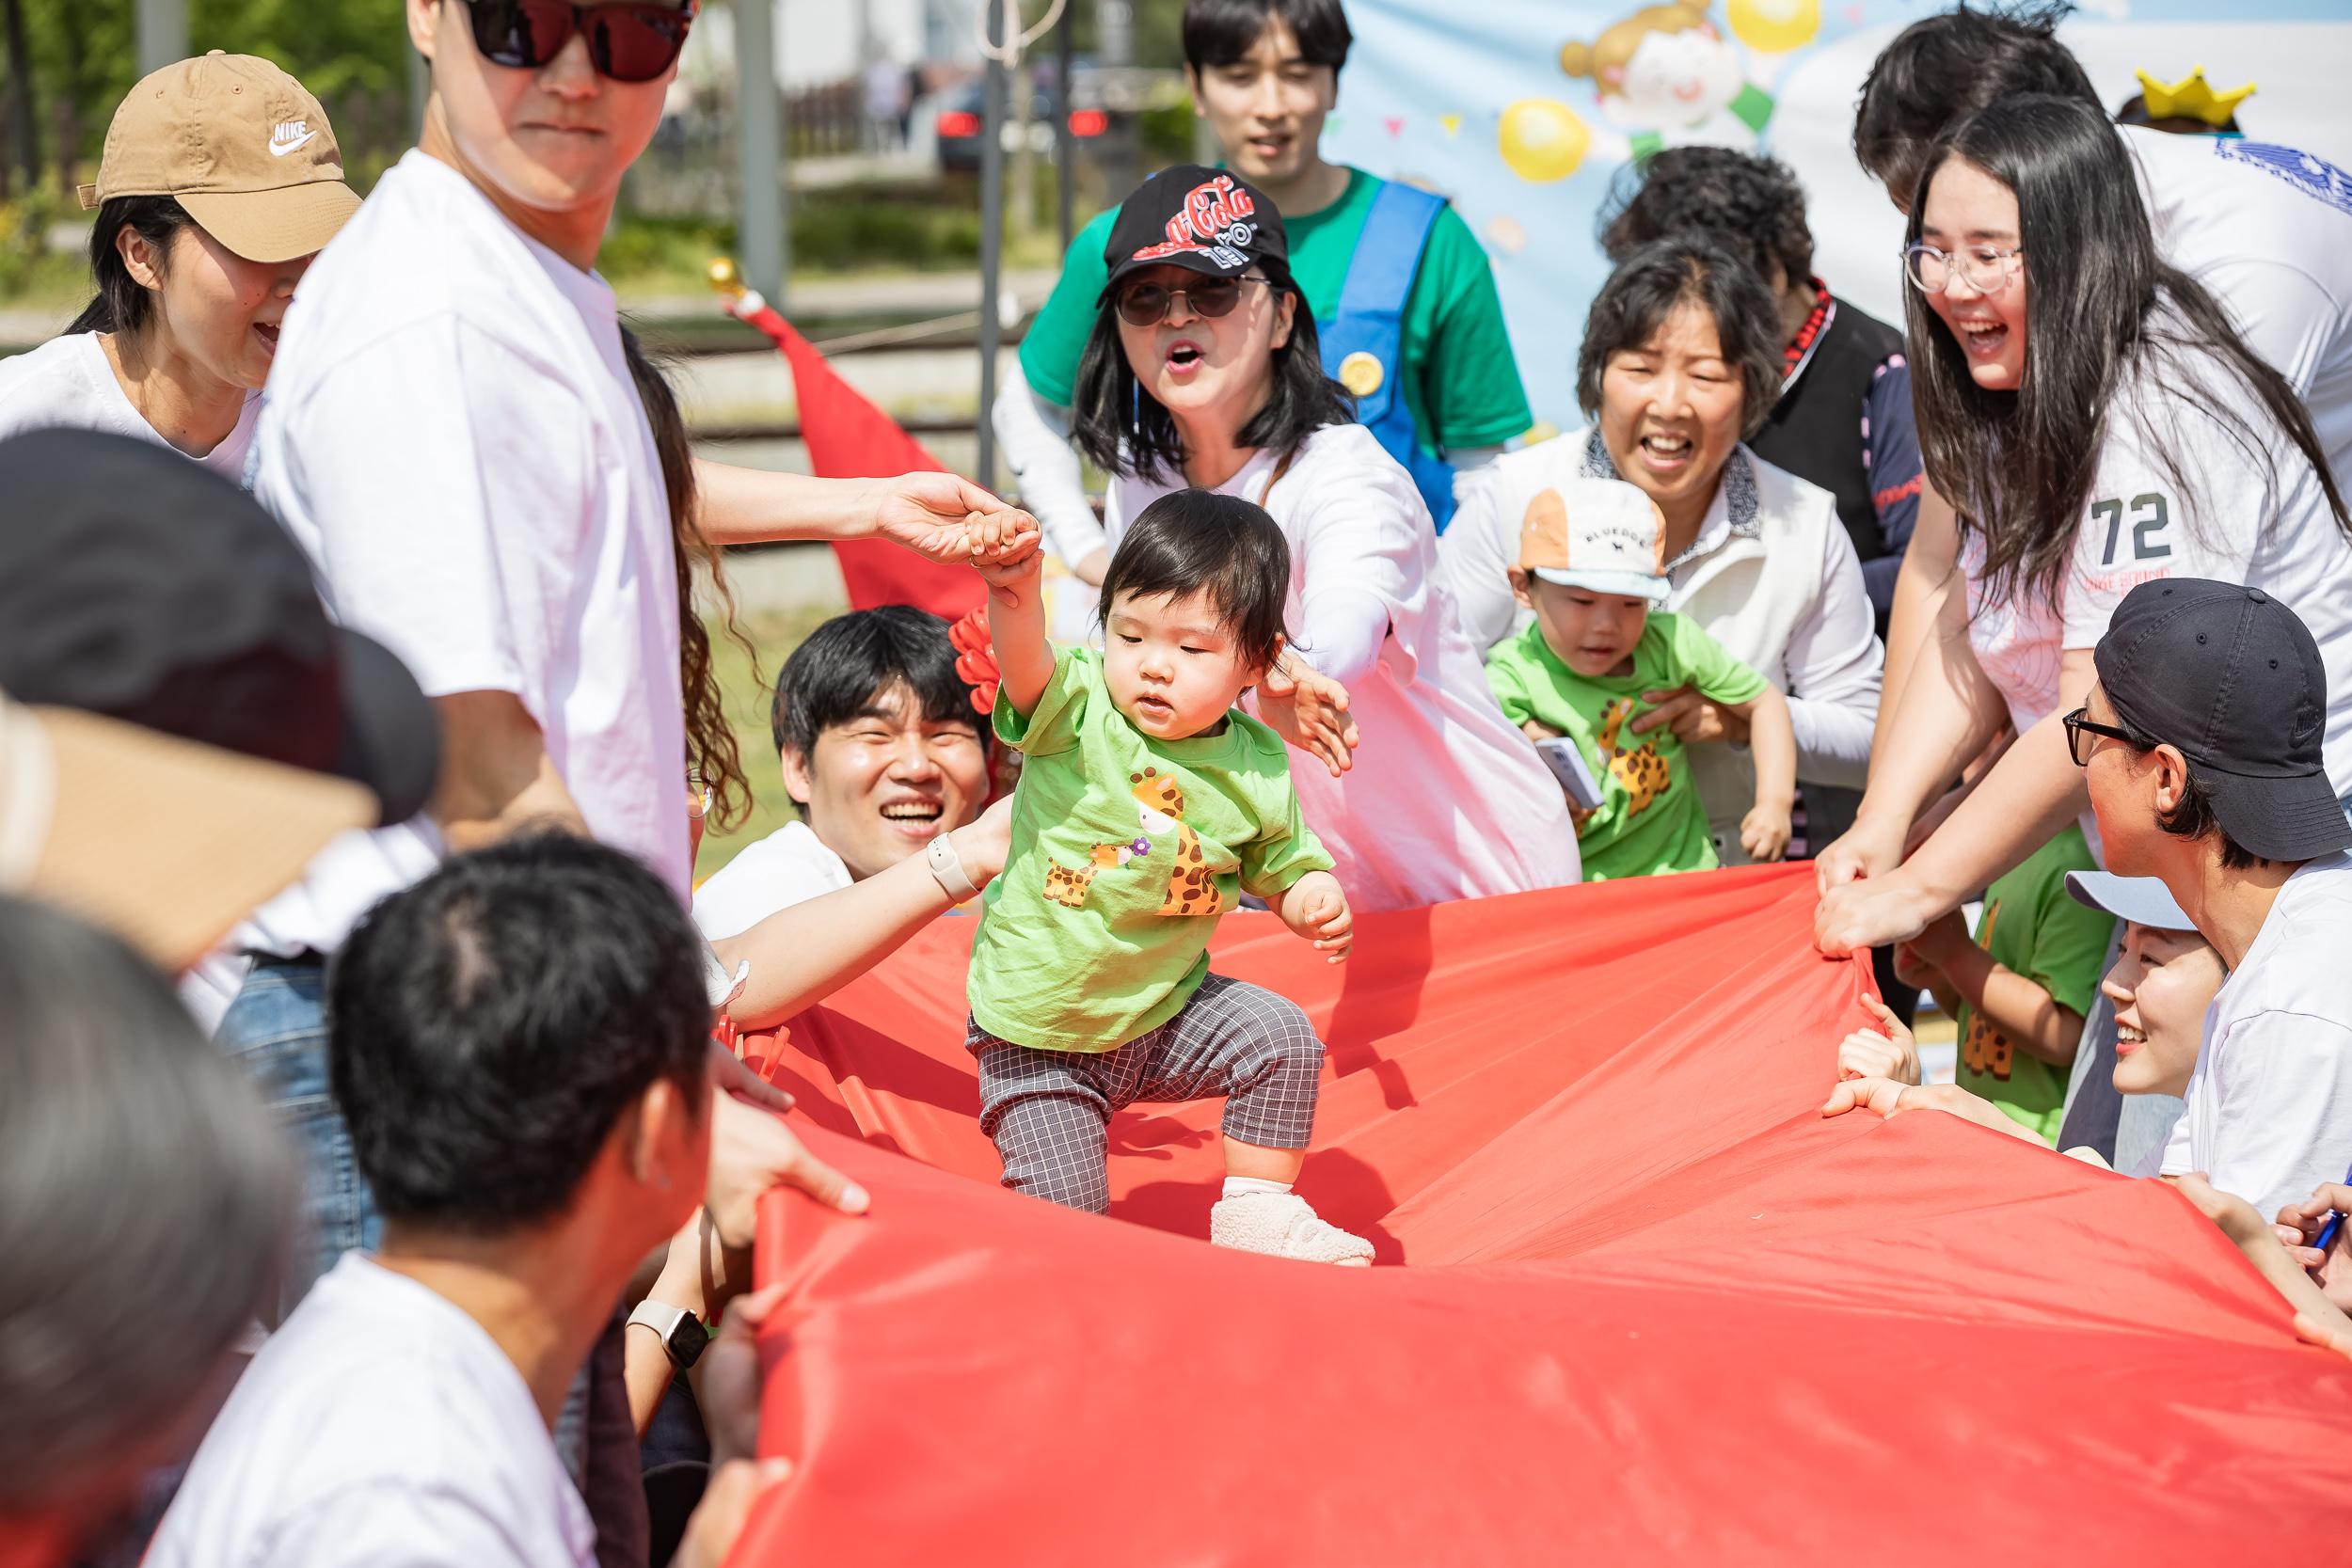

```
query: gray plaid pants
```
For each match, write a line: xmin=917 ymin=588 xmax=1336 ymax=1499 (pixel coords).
xmin=967 ymin=973 xmax=1326 ymax=1213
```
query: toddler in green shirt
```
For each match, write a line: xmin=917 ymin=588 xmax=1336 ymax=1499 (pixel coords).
xmin=1486 ymin=480 xmax=1796 ymax=881
xmin=966 ymin=486 xmax=1373 ymax=1265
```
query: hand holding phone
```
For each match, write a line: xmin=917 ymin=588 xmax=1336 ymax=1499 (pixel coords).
xmin=1534 ymin=735 xmax=1604 ymax=812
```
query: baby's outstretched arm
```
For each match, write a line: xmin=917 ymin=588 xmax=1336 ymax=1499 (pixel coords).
xmin=976 ymin=528 xmax=1051 ymax=717
xmin=1728 ymin=684 xmax=1796 ymax=863
xmin=1277 ymin=870 xmax=1353 ymax=963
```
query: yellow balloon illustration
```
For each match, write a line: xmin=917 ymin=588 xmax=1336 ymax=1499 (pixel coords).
xmin=1497 ymin=100 xmax=1590 ymax=183
xmin=1728 ymin=0 xmax=1820 ymax=54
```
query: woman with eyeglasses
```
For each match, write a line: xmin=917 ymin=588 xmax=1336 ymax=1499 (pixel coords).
xmin=1072 ymin=166 xmax=1579 ymax=911
xmin=1815 ymin=93 xmax=2352 ymax=958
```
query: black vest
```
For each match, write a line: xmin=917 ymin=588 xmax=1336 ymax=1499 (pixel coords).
xmin=1746 ymin=296 xmax=1905 ymax=569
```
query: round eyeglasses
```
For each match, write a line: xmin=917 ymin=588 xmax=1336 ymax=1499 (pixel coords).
xmin=1903 ymin=242 xmax=2025 ymax=295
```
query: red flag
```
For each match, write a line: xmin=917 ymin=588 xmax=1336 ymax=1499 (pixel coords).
xmin=735 ymin=865 xmax=2352 ymax=1562
xmin=724 ymin=295 xmax=985 ymax=622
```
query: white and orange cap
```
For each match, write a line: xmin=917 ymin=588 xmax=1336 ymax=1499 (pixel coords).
xmin=1518 ymin=479 xmax=1672 ymax=602
xmin=79 ymin=52 xmax=359 ymax=263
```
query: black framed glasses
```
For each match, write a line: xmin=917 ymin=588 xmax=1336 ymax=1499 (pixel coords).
xmin=461 ymin=0 xmax=695 ymax=83
xmin=1114 ymin=276 xmax=1269 ymax=327
xmin=2062 ymin=706 xmax=2136 ymax=767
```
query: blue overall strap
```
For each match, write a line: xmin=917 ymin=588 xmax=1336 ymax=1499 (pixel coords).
xmin=1316 ymin=179 xmax=1459 ymax=531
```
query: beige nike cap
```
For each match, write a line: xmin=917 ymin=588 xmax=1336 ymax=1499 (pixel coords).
xmin=80 ymin=51 xmax=360 ymax=264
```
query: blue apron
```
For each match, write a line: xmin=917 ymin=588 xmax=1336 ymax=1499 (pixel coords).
xmin=1316 ymin=179 xmax=1457 ymax=531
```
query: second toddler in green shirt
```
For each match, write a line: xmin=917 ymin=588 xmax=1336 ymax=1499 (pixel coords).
xmin=1486 ymin=479 xmax=1796 ymax=881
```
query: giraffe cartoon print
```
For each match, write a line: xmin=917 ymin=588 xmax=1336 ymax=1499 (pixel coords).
xmin=1037 ymin=767 xmax=1221 ymax=914
xmin=1131 ymin=768 xmax=1222 ymax=916
xmin=1597 ymin=698 xmax=1673 ymax=816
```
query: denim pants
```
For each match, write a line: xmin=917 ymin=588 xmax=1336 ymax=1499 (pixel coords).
xmin=215 ymin=954 xmax=378 ymax=1322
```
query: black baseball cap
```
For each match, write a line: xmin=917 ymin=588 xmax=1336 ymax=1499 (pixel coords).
xmin=1098 ymin=165 xmax=1292 ymax=302
xmin=2093 ymin=578 xmax=2351 ymax=862
xmin=0 ymin=429 xmax=439 ymax=826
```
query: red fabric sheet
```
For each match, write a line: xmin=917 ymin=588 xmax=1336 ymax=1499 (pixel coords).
xmin=731 ymin=301 xmax=985 ymax=622
xmin=736 ymin=865 xmax=2352 ymax=1562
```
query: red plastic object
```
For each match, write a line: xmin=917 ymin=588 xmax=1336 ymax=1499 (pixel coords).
xmin=735 ymin=865 xmax=2352 ymax=1562
xmin=945 ymin=605 xmax=998 ymax=715
xmin=723 ymin=297 xmax=985 ymax=622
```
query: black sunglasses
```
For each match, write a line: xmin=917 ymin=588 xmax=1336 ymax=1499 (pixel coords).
xmin=1114 ymin=276 xmax=1269 ymax=328
xmin=461 ymin=0 xmax=695 ymax=83
xmin=2062 ymin=705 xmax=2137 ymax=767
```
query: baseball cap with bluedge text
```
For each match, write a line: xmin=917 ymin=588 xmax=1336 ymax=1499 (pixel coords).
xmin=80 ymin=52 xmax=359 ymax=264
xmin=1518 ymin=479 xmax=1673 ymax=602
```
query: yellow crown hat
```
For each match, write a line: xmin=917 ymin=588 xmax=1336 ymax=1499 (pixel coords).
xmin=2136 ymin=66 xmax=2256 ymax=128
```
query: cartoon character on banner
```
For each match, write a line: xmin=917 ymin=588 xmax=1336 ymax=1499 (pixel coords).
xmin=1541 ymin=0 xmax=1816 ymax=171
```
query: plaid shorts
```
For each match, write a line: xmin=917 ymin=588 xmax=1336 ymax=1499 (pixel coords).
xmin=967 ymin=973 xmax=1325 ymax=1213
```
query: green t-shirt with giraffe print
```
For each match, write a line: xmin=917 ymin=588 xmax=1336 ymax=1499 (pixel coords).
xmin=1485 ymin=612 xmax=1768 ymax=882
xmin=969 ymin=644 xmax=1332 ymax=1053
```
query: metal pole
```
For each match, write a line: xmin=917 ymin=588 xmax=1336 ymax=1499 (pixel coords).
xmin=135 ymin=0 xmax=186 ymax=79
xmin=736 ymin=0 xmax=785 ymax=306
xmin=1096 ymin=0 xmax=1134 ymax=200
xmin=977 ymin=0 xmax=1007 ymax=493
xmin=1055 ymin=3 xmax=1073 ymax=250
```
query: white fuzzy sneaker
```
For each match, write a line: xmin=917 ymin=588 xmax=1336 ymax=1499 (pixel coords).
xmin=1210 ymin=1193 xmax=1375 ymax=1267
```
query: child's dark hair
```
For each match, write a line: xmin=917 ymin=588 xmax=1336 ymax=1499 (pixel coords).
xmin=771 ymin=606 xmax=988 ymax=816
xmin=1099 ymin=490 xmax=1291 ymax=673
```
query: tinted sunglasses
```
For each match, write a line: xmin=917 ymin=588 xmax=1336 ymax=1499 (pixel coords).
xmin=1114 ymin=276 xmax=1270 ymax=327
xmin=461 ymin=0 xmax=695 ymax=83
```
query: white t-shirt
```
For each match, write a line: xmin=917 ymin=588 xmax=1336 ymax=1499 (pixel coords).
xmin=1105 ymin=423 xmax=1580 ymax=911
xmin=691 ymin=818 xmax=854 ymax=939
xmin=149 ymin=1253 xmax=595 ymax=1568
xmin=251 ymin=150 xmax=686 ymax=953
xmin=2125 ymin=126 xmax=2352 ymax=479
xmin=1964 ymin=314 xmax=2352 ymax=797
xmin=2159 ymin=853 xmax=2352 ymax=1219
xmin=0 ymin=330 xmax=260 ymax=481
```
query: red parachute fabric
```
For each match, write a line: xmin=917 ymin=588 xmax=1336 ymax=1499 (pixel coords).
xmin=733 ymin=865 xmax=2352 ymax=1564
xmin=725 ymin=297 xmax=984 ymax=622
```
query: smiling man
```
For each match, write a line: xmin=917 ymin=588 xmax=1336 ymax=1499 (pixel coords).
xmin=692 ymin=607 xmax=991 ymax=939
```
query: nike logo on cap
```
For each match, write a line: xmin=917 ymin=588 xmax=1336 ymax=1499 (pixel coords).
xmin=269 ymin=120 xmax=316 ymax=156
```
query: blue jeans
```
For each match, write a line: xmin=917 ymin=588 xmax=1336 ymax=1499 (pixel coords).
xmin=216 ymin=955 xmax=377 ymax=1322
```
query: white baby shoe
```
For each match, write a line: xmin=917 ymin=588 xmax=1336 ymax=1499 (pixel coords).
xmin=1209 ymin=1193 xmax=1375 ymax=1267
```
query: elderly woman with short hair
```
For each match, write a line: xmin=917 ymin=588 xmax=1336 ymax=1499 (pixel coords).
xmin=1444 ymin=235 xmax=1883 ymax=865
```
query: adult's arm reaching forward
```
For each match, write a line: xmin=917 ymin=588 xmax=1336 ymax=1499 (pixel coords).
xmin=691 ymin=462 xmax=1040 ymax=562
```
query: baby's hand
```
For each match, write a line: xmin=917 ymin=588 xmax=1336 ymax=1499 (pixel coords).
xmin=1836 ymin=995 xmax=1921 ymax=1085
xmin=1278 ymin=870 xmax=1353 ymax=963
xmin=1740 ymin=802 xmax=1791 ymax=863
xmin=973 ymin=521 xmax=1044 ymax=594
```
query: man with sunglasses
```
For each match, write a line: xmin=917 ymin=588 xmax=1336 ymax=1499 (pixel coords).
xmin=995 ymin=0 xmax=1531 ymax=582
xmin=233 ymin=0 xmax=1036 ymax=1313
xmin=2074 ymin=579 xmax=2352 ymax=1219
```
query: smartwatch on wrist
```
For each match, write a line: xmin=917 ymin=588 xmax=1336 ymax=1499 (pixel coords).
xmin=927 ymin=832 xmax=979 ymax=903
xmin=627 ymin=1298 xmax=708 ymax=1370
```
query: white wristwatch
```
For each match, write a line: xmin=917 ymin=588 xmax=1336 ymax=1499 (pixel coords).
xmin=627 ymin=1298 xmax=708 ymax=1370
xmin=927 ymin=832 xmax=979 ymax=902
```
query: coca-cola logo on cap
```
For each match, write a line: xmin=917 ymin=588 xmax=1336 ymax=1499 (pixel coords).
xmin=1131 ymin=175 xmax=1257 ymax=269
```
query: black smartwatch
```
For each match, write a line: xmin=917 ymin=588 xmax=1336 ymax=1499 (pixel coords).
xmin=627 ymin=1299 xmax=708 ymax=1370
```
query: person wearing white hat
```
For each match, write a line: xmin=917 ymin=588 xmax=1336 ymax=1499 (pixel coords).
xmin=1486 ymin=476 xmax=1797 ymax=881
xmin=0 ymin=53 xmax=358 ymax=483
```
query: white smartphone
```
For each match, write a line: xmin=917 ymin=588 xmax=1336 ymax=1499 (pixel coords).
xmin=1534 ymin=736 xmax=1605 ymax=812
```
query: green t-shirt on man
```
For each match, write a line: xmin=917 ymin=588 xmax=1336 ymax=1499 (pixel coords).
xmin=1018 ymin=166 xmax=1533 ymax=460
xmin=969 ymin=645 xmax=1332 ymax=1053
xmin=1954 ymin=824 xmax=2115 ymax=1145
xmin=1484 ymin=613 xmax=1767 ymax=882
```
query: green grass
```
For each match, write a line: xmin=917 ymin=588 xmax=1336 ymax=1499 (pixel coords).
xmin=693 ymin=603 xmax=842 ymax=885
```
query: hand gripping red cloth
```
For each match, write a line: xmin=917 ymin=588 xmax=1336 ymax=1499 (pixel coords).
xmin=734 ymin=865 xmax=2352 ymax=1563
xmin=713 ymin=273 xmax=985 ymax=622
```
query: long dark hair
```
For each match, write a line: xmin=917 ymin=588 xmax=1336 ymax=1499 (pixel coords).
xmin=66 ymin=195 xmax=198 ymax=337
xmin=1906 ymin=94 xmax=2349 ymax=607
xmin=1070 ymin=272 xmax=1356 ymax=483
xmin=618 ymin=326 xmax=757 ymax=835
